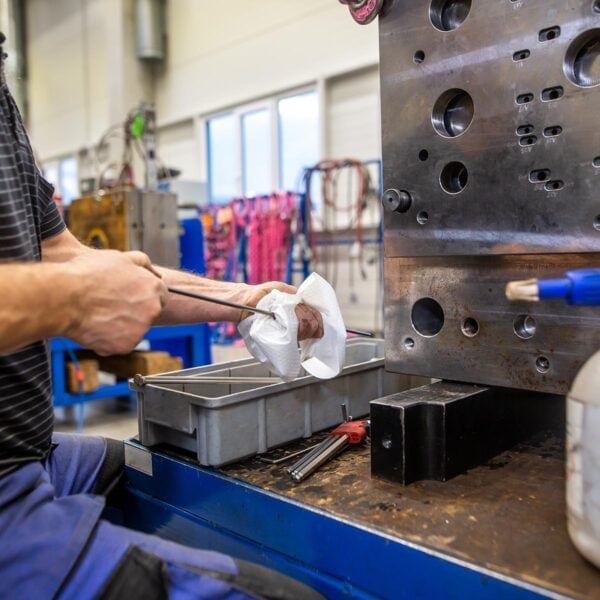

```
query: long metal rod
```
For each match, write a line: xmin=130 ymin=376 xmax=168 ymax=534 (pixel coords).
xmin=134 ymin=374 xmax=279 ymax=386
xmin=167 ymin=287 xmax=374 ymax=337
xmin=290 ymin=435 xmax=348 ymax=482
xmin=168 ymin=287 xmax=275 ymax=317
xmin=286 ymin=437 xmax=338 ymax=475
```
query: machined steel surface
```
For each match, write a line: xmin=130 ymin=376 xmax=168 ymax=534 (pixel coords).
xmin=380 ymin=1 xmax=600 ymax=392
xmin=380 ymin=0 xmax=600 ymax=257
xmin=385 ymin=254 xmax=600 ymax=393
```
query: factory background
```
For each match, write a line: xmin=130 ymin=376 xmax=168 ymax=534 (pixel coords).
xmin=1 ymin=1 xmax=599 ymax=596
xmin=6 ymin=0 xmax=384 ymax=332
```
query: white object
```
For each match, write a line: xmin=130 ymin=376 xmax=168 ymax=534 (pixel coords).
xmin=238 ymin=273 xmax=346 ymax=381
xmin=567 ymin=350 xmax=600 ymax=568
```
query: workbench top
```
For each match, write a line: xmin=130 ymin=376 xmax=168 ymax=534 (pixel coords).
xmin=220 ymin=429 xmax=600 ymax=599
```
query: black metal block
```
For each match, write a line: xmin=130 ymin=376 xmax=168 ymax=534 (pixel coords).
xmin=370 ymin=381 xmax=564 ymax=484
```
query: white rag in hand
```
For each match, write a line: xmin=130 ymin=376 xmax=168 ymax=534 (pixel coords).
xmin=238 ymin=273 xmax=346 ymax=381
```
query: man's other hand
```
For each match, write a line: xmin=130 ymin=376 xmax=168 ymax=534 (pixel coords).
xmin=242 ymin=281 xmax=324 ymax=341
xmin=64 ymin=250 xmax=168 ymax=355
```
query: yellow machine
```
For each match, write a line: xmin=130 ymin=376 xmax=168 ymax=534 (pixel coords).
xmin=69 ymin=187 xmax=180 ymax=268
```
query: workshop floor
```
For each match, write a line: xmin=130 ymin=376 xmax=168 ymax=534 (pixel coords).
xmin=54 ymin=344 xmax=251 ymax=439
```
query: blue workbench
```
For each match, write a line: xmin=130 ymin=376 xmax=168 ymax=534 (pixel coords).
xmin=121 ymin=437 xmax=597 ymax=599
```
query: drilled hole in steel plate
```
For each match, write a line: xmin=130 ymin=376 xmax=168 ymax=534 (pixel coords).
xmin=541 ymin=86 xmax=564 ymax=102
xmin=594 ymin=216 xmax=600 ymax=231
xmin=536 ymin=356 xmax=550 ymax=373
xmin=404 ymin=337 xmax=415 ymax=349
xmin=411 ymin=297 xmax=445 ymax=337
xmin=529 ymin=169 xmax=550 ymax=183
xmin=519 ymin=135 xmax=537 ymax=147
xmin=461 ymin=318 xmax=479 ymax=338
xmin=544 ymin=180 xmax=564 ymax=192
xmin=419 ymin=149 xmax=429 ymax=161
xmin=513 ymin=49 xmax=531 ymax=62
xmin=564 ymin=29 xmax=600 ymax=87
xmin=414 ymin=50 xmax=426 ymax=64
xmin=429 ymin=0 xmax=471 ymax=31
xmin=417 ymin=211 xmax=429 ymax=225
xmin=432 ymin=89 xmax=474 ymax=138
xmin=539 ymin=26 xmax=561 ymax=42
xmin=517 ymin=125 xmax=534 ymax=135
xmin=440 ymin=161 xmax=469 ymax=194
xmin=543 ymin=126 xmax=562 ymax=137
xmin=593 ymin=157 xmax=600 ymax=167
xmin=514 ymin=315 xmax=537 ymax=340
xmin=516 ymin=92 xmax=534 ymax=105
xmin=594 ymin=0 xmax=600 ymax=14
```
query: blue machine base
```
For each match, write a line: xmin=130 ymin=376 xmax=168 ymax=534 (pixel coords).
xmin=122 ymin=440 xmax=553 ymax=600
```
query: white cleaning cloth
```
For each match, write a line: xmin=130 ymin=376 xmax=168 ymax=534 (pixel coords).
xmin=238 ymin=273 xmax=346 ymax=381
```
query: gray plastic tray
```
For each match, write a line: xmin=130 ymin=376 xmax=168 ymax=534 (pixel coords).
xmin=133 ymin=339 xmax=413 ymax=466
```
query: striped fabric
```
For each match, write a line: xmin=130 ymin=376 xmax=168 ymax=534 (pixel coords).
xmin=0 ymin=55 xmax=66 ymax=474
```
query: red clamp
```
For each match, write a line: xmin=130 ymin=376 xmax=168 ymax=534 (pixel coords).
xmin=330 ymin=420 xmax=368 ymax=444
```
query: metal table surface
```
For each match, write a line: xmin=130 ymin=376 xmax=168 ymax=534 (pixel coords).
xmin=123 ymin=428 xmax=600 ymax=599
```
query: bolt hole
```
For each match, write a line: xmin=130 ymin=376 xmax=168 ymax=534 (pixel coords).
xmin=516 ymin=92 xmax=534 ymax=105
xmin=593 ymin=157 xmax=600 ymax=167
xmin=564 ymin=29 xmax=600 ymax=88
xmin=517 ymin=125 xmax=534 ymax=135
xmin=382 ymin=435 xmax=393 ymax=450
xmin=404 ymin=337 xmax=415 ymax=349
xmin=461 ymin=317 xmax=479 ymax=338
xmin=594 ymin=0 xmax=600 ymax=14
xmin=543 ymin=126 xmax=562 ymax=137
xmin=545 ymin=180 xmax=564 ymax=192
xmin=429 ymin=0 xmax=471 ymax=32
xmin=419 ymin=149 xmax=429 ymax=161
xmin=513 ymin=49 xmax=530 ymax=62
xmin=514 ymin=315 xmax=537 ymax=340
xmin=519 ymin=135 xmax=537 ymax=147
xmin=541 ymin=86 xmax=564 ymax=102
xmin=440 ymin=161 xmax=469 ymax=194
xmin=539 ymin=26 xmax=561 ymax=42
xmin=411 ymin=297 xmax=445 ymax=337
xmin=530 ymin=169 xmax=550 ymax=183
xmin=417 ymin=211 xmax=429 ymax=225
xmin=414 ymin=50 xmax=426 ymax=63
xmin=536 ymin=356 xmax=550 ymax=373
xmin=594 ymin=216 xmax=600 ymax=231
xmin=432 ymin=88 xmax=474 ymax=138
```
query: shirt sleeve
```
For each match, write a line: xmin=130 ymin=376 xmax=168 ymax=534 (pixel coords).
xmin=37 ymin=173 xmax=66 ymax=240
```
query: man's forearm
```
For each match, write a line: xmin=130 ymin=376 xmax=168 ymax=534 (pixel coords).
xmin=154 ymin=266 xmax=251 ymax=324
xmin=0 ymin=263 xmax=74 ymax=353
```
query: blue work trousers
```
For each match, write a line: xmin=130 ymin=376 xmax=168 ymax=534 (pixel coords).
xmin=0 ymin=432 xmax=249 ymax=599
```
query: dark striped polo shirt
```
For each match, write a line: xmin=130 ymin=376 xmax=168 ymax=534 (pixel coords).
xmin=0 ymin=43 xmax=66 ymax=474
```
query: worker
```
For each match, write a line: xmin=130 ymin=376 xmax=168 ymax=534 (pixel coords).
xmin=0 ymin=34 xmax=324 ymax=599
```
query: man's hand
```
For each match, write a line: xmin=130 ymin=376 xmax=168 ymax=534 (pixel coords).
xmin=64 ymin=250 xmax=168 ymax=355
xmin=241 ymin=281 xmax=324 ymax=341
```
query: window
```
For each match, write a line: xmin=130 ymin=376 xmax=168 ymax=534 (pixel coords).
xmin=42 ymin=156 xmax=79 ymax=205
xmin=205 ymin=89 xmax=319 ymax=203
xmin=242 ymin=109 xmax=271 ymax=197
xmin=278 ymin=92 xmax=319 ymax=191
xmin=207 ymin=113 xmax=237 ymax=204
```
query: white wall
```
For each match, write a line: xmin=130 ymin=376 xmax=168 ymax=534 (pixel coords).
xmin=155 ymin=0 xmax=379 ymax=126
xmin=26 ymin=0 xmax=379 ymax=163
xmin=26 ymin=0 xmax=151 ymax=160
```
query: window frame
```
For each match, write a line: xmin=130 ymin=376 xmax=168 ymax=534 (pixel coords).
xmin=202 ymin=85 xmax=318 ymax=203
